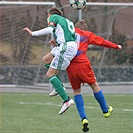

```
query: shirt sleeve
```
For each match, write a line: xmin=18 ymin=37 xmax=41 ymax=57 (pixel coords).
xmin=89 ymin=32 xmax=104 ymax=44
xmin=32 ymin=27 xmax=53 ymax=36
xmin=100 ymin=40 xmax=119 ymax=49
xmin=89 ymin=32 xmax=119 ymax=49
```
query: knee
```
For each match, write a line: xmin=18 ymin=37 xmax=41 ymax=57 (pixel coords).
xmin=73 ymin=88 xmax=81 ymax=95
xmin=46 ymin=72 xmax=53 ymax=79
xmin=46 ymin=69 xmax=58 ymax=79
xmin=90 ymin=82 xmax=100 ymax=93
xmin=45 ymin=70 xmax=52 ymax=79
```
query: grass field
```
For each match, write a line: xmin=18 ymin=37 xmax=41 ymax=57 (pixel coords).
xmin=0 ymin=93 xmax=133 ymax=133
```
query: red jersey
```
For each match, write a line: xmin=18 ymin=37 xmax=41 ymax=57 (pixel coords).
xmin=71 ymin=28 xmax=119 ymax=63
xmin=67 ymin=28 xmax=119 ymax=89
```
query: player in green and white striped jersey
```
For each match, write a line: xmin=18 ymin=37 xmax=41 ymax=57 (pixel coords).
xmin=23 ymin=7 xmax=78 ymax=115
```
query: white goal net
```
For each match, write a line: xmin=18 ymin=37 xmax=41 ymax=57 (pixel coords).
xmin=0 ymin=1 xmax=132 ymax=87
xmin=0 ymin=1 xmax=55 ymax=86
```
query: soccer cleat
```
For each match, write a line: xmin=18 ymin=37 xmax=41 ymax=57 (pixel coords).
xmin=49 ymin=89 xmax=58 ymax=97
xmin=82 ymin=119 xmax=89 ymax=132
xmin=103 ymin=106 xmax=113 ymax=118
xmin=49 ymin=87 xmax=66 ymax=97
xmin=58 ymin=98 xmax=74 ymax=115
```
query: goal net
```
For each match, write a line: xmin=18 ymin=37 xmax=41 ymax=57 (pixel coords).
xmin=0 ymin=1 xmax=132 ymax=87
xmin=0 ymin=1 xmax=55 ymax=87
xmin=63 ymin=2 xmax=133 ymax=84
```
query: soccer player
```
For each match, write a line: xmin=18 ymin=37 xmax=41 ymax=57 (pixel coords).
xmin=23 ymin=7 xmax=78 ymax=115
xmin=49 ymin=20 xmax=122 ymax=132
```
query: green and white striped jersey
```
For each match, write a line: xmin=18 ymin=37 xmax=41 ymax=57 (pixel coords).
xmin=48 ymin=14 xmax=76 ymax=45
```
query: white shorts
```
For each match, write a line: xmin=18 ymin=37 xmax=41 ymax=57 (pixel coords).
xmin=50 ymin=41 xmax=77 ymax=70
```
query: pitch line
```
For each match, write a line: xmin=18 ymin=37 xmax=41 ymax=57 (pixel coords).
xmin=18 ymin=102 xmax=133 ymax=112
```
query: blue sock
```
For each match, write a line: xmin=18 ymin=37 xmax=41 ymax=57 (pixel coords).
xmin=74 ymin=94 xmax=87 ymax=120
xmin=94 ymin=90 xmax=108 ymax=113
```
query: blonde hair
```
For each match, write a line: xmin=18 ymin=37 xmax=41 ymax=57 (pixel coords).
xmin=75 ymin=20 xmax=88 ymax=31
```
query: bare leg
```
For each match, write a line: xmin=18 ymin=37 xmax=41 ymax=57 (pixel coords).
xmin=42 ymin=52 xmax=54 ymax=64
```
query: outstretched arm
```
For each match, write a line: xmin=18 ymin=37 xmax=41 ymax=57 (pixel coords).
xmin=89 ymin=33 xmax=122 ymax=50
xmin=23 ymin=27 xmax=53 ymax=36
xmin=23 ymin=27 xmax=32 ymax=35
xmin=101 ymin=40 xmax=122 ymax=50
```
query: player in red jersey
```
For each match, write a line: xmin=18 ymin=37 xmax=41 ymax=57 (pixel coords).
xmin=49 ymin=20 xmax=122 ymax=132
xmin=66 ymin=20 xmax=122 ymax=132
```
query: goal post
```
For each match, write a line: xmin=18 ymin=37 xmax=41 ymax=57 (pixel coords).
xmin=60 ymin=2 xmax=133 ymax=21
xmin=0 ymin=1 xmax=55 ymax=6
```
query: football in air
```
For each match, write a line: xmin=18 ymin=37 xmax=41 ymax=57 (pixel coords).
xmin=69 ymin=0 xmax=86 ymax=10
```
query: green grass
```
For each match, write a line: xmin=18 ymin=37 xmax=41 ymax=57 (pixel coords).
xmin=0 ymin=93 xmax=133 ymax=133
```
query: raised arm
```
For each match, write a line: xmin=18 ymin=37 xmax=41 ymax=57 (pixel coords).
xmin=101 ymin=40 xmax=122 ymax=50
xmin=23 ymin=27 xmax=32 ymax=35
xmin=89 ymin=32 xmax=122 ymax=50
xmin=23 ymin=27 xmax=53 ymax=36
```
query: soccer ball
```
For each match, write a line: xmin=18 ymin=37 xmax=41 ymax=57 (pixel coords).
xmin=69 ymin=0 xmax=86 ymax=10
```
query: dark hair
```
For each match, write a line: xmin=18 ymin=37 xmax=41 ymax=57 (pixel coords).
xmin=75 ymin=20 xmax=88 ymax=31
xmin=49 ymin=7 xmax=63 ymax=16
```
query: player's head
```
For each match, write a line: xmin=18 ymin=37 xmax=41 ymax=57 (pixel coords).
xmin=48 ymin=7 xmax=63 ymax=16
xmin=75 ymin=20 xmax=88 ymax=31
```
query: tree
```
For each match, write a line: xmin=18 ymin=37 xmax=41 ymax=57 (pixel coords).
xmin=105 ymin=31 xmax=132 ymax=65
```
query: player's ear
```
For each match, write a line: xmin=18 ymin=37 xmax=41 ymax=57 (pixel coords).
xmin=48 ymin=13 xmax=51 ymax=17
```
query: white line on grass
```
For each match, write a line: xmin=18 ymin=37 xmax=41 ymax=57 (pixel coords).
xmin=1 ymin=93 xmax=132 ymax=97
xmin=18 ymin=102 xmax=133 ymax=112
xmin=19 ymin=102 xmax=61 ymax=107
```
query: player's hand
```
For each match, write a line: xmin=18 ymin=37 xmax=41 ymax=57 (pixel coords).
xmin=48 ymin=39 xmax=56 ymax=47
xmin=23 ymin=27 xmax=32 ymax=36
xmin=118 ymin=45 xmax=122 ymax=50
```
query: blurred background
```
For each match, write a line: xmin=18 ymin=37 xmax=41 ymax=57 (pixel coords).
xmin=0 ymin=0 xmax=132 ymax=87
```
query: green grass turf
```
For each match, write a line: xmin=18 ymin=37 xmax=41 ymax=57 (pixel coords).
xmin=0 ymin=93 xmax=133 ymax=133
